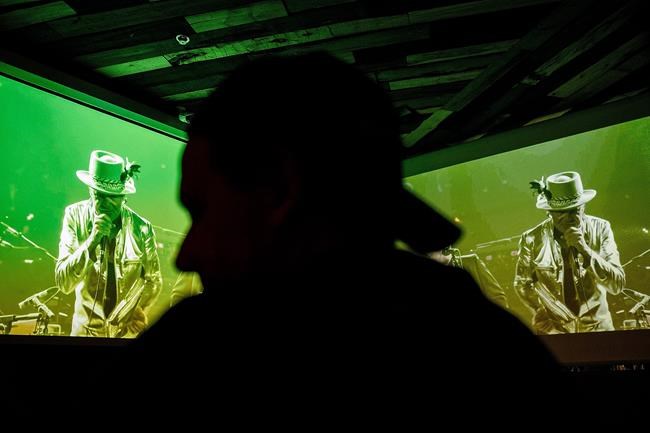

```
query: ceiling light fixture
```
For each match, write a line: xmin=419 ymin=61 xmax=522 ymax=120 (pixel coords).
xmin=176 ymin=34 xmax=190 ymax=46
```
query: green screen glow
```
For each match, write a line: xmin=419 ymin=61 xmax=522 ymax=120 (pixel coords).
xmin=405 ymin=116 xmax=650 ymax=333
xmin=0 ymin=72 xmax=192 ymax=337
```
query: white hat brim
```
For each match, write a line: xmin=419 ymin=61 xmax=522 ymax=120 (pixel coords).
xmin=76 ymin=170 xmax=136 ymax=195
xmin=536 ymin=189 xmax=596 ymax=211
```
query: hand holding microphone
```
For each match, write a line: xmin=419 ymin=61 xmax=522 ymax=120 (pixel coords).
xmin=564 ymin=227 xmax=587 ymax=253
xmin=89 ymin=213 xmax=114 ymax=260
xmin=563 ymin=226 xmax=593 ymax=270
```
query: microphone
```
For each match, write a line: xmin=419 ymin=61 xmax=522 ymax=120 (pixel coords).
xmin=0 ymin=221 xmax=22 ymax=237
xmin=18 ymin=287 xmax=59 ymax=310
xmin=629 ymin=294 xmax=650 ymax=315
xmin=98 ymin=236 xmax=108 ymax=263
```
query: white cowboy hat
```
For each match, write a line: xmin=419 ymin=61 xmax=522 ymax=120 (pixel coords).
xmin=535 ymin=171 xmax=596 ymax=211
xmin=76 ymin=150 xmax=136 ymax=195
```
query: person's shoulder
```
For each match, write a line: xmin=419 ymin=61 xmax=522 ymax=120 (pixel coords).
xmin=521 ymin=217 xmax=551 ymax=237
xmin=129 ymin=293 xmax=209 ymax=352
xmin=384 ymin=249 xmax=482 ymax=306
xmin=123 ymin=205 xmax=154 ymax=230
xmin=584 ymin=214 xmax=611 ymax=227
xmin=64 ymin=199 xmax=90 ymax=214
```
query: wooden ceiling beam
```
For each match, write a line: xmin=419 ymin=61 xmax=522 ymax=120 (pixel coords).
xmin=406 ymin=0 xmax=561 ymax=25
xmin=75 ymin=2 xmax=558 ymax=73
xmin=0 ymin=1 xmax=75 ymax=31
xmin=47 ymin=0 xmax=252 ymax=39
xmin=388 ymin=70 xmax=483 ymax=91
xmin=148 ymin=75 xmax=226 ymax=97
xmin=185 ymin=0 xmax=287 ymax=33
xmin=90 ymin=13 xmax=415 ymax=69
xmin=163 ymin=88 xmax=216 ymax=102
xmin=70 ymin=3 xmax=363 ymax=67
xmin=529 ymin=2 xmax=638 ymax=81
xmin=377 ymin=52 xmax=503 ymax=82
xmin=406 ymin=39 xmax=517 ymax=66
xmin=119 ymin=55 xmax=249 ymax=87
xmin=0 ymin=0 xmax=41 ymax=7
xmin=550 ymin=32 xmax=649 ymax=108
xmin=474 ymin=2 xmax=645 ymax=136
xmin=282 ymin=0 xmax=355 ymax=14
xmin=403 ymin=0 xmax=601 ymax=150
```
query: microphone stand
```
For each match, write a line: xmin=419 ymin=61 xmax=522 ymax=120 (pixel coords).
xmin=25 ymin=297 xmax=55 ymax=335
xmin=0 ymin=221 xmax=57 ymax=262
xmin=629 ymin=295 xmax=650 ymax=329
xmin=152 ymin=224 xmax=185 ymax=238
xmin=621 ymin=248 xmax=650 ymax=268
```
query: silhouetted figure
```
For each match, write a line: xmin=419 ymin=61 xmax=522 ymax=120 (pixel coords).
xmin=73 ymin=53 xmax=561 ymax=423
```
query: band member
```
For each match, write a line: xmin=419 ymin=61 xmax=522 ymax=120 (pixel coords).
xmin=55 ymin=150 xmax=162 ymax=337
xmin=514 ymin=171 xmax=625 ymax=334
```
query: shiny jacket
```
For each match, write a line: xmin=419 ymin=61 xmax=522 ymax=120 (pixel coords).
xmin=514 ymin=215 xmax=625 ymax=334
xmin=55 ymin=200 xmax=162 ymax=337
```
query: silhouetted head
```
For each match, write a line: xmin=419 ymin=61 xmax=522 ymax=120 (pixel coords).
xmin=176 ymin=52 xmax=458 ymax=286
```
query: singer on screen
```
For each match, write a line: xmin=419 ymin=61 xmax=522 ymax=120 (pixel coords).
xmin=55 ymin=150 xmax=162 ymax=337
xmin=513 ymin=171 xmax=625 ymax=334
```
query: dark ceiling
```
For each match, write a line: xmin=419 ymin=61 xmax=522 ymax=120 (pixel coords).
xmin=1 ymin=0 xmax=648 ymax=156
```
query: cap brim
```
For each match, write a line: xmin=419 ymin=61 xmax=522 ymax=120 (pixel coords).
xmin=396 ymin=188 xmax=461 ymax=254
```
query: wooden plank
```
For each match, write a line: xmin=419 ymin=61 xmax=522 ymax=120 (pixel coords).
xmin=186 ymin=0 xmax=287 ymax=33
xmin=393 ymin=94 xmax=454 ymax=110
xmin=0 ymin=0 xmax=40 ymax=6
xmin=445 ymin=1 xmax=597 ymax=113
xmin=148 ymin=75 xmax=225 ymax=97
xmin=616 ymin=49 xmax=650 ymax=73
xmin=163 ymin=88 xmax=215 ymax=101
xmin=390 ymin=82 xmax=469 ymax=103
xmin=550 ymin=32 xmax=648 ymax=98
xmin=47 ymin=0 xmax=252 ymax=39
xmin=86 ymin=13 xmax=415 ymax=69
xmin=328 ymin=14 xmax=409 ymax=37
xmin=164 ymin=23 xmax=431 ymax=68
xmin=404 ymin=0 xmax=598 ymax=150
xmin=0 ymin=1 xmax=75 ymax=31
xmin=406 ymin=40 xmax=518 ymax=65
xmin=388 ymin=70 xmax=483 ymax=91
xmin=408 ymin=0 xmax=562 ymax=24
xmin=68 ymin=3 xmax=362 ymax=67
xmin=416 ymin=107 xmax=443 ymax=114
xmin=460 ymin=4 xmax=640 ymax=135
xmin=41 ymin=17 xmax=193 ymax=57
xmin=377 ymin=54 xmax=501 ymax=82
xmin=72 ymin=2 xmax=529 ymax=71
xmin=164 ymin=25 xmax=335 ymax=66
xmin=283 ymin=0 xmax=355 ymax=13
xmin=270 ymin=24 xmax=430 ymax=58
xmin=120 ymin=55 xmax=249 ymax=87
xmin=96 ymin=56 xmax=172 ymax=78
xmin=554 ymin=46 xmax=650 ymax=107
xmin=78 ymin=38 xmax=182 ymax=68
xmin=54 ymin=1 xmax=363 ymax=58
xmin=529 ymin=2 xmax=638 ymax=82
xmin=402 ymin=110 xmax=454 ymax=148
xmin=331 ymin=51 xmax=355 ymax=64
xmin=385 ymin=53 xmax=502 ymax=81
